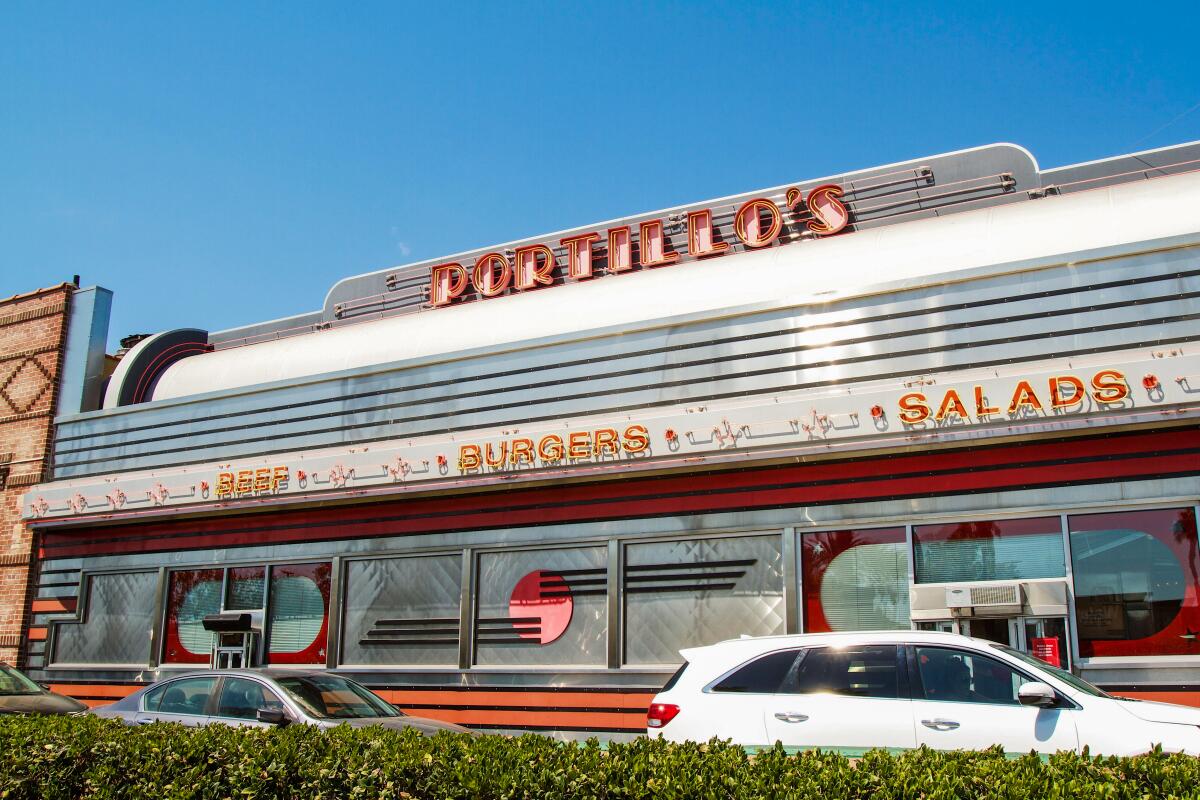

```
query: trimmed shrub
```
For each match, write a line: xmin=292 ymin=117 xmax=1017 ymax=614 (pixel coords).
xmin=1 ymin=715 xmax=1199 ymax=799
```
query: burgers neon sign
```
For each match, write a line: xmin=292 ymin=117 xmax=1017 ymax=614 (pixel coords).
xmin=427 ymin=184 xmax=850 ymax=308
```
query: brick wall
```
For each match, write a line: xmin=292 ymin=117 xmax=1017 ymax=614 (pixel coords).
xmin=0 ymin=284 xmax=72 ymax=665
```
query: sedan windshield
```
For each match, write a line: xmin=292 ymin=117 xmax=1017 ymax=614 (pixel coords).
xmin=990 ymin=644 xmax=1111 ymax=698
xmin=274 ymin=675 xmax=401 ymax=719
xmin=0 ymin=664 xmax=43 ymax=696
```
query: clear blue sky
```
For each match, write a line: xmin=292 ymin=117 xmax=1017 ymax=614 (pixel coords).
xmin=3 ymin=1 xmax=1199 ymax=348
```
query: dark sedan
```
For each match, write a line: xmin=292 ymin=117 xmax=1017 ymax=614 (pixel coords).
xmin=0 ymin=663 xmax=87 ymax=716
xmin=91 ymin=668 xmax=474 ymax=735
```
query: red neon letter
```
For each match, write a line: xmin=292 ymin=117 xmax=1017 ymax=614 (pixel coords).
xmin=687 ymin=209 xmax=729 ymax=258
xmin=805 ymin=184 xmax=850 ymax=235
xmin=638 ymin=220 xmax=680 ymax=268
xmin=607 ymin=227 xmax=632 ymax=273
xmin=734 ymin=198 xmax=782 ymax=248
xmin=429 ymin=262 xmax=468 ymax=307
xmin=561 ymin=233 xmax=599 ymax=280
xmin=472 ymin=252 xmax=512 ymax=297
xmin=514 ymin=244 xmax=556 ymax=290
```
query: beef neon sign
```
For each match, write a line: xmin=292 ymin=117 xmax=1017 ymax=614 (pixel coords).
xmin=426 ymin=184 xmax=850 ymax=308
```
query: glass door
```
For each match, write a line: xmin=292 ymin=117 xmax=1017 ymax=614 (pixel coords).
xmin=1017 ymin=616 xmax=1070 ymax=671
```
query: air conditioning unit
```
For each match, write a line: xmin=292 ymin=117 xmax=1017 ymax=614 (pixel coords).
xmin=945 ymin=583 xmax=1023 ymax=611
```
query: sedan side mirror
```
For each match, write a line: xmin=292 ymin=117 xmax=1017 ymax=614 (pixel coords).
xmin=256 ymin=708 xmax=289 ymax=726
xmin=1018 ymin=682 xmax=1058 ymax=708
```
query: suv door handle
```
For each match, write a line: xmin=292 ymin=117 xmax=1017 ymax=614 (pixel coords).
xmin=773 ymin=712 xmax=809 ymax=723
xmin=134 ymin=716 xmax=155 ymax=725
xmin=920 ymin=718 xmax=960 ymax=731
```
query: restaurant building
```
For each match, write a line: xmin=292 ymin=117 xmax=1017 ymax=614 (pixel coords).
xmin=17 ymin=140 xmax=1200 ymax=737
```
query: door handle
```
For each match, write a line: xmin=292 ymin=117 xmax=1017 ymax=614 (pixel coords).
xmin=134 ymin=716 xmax=155 ymax=725
xmin=920 ymin=718 xmax=960 ymax=731
xmin=773 ymin=712 xmax=809 ymax=723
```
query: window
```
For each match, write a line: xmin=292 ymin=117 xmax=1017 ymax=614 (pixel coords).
xmin=267 ymin=562 xmax=332 ymax=664
xmin=712 ymin=649 xmax=800 ymax=694
xmin=225 ymin=567 xmax=265 ymax=611
xmin=790 ymin=645 xmax=900 ymax=698
xmin=801 ymin=528 xmax=909 ymax=632
xmin=53 ymin=572 xmax=158 ymax=666
xmin=913 ymin=516 xmax=1065 ymax=583
xmin=162 ymin=569 xmax=223 ymax=664
xmin=341 ymin=555 xmax=462 ymax=666
xmin=144 ymin=676 xmax=218 ymax=716
xmin=625 ymin=534 xmax=784 ymax=665
xmin=913 ymin=646 xmax=1034 ymax=705
xmin=474 ymin=546 xmax=606 ymax=667
xmin=215 ymin=677 xmax=285 ymax=720
xmin=1069 ymin=508 xmax=1200 ymax=657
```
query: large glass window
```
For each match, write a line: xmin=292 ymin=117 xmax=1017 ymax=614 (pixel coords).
xmin=267 ymin=562 xmax=332 ymax=664
xmin=913 ymin=516 xmax=1065 ymax=583
xmin=52 ymin=572 xmax=158 ymax=666
xmin=624 ymin=534 xmax=784 ymax=665
xmin=163 ymin=569 xmax=223 ymax=664
xmin=801 ymin=528 xmax=909 ymax=632
xmin=474 ymin=546 xmax=606 ymax=667
xmin=341 ymin=554 xmax=462 ymax=666
xmin=1069 ymin=508 xmax=1200 ymax=658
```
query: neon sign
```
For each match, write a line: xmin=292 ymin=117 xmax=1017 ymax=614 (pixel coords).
xmin=427 ymin=185 xmax=849 ymax=308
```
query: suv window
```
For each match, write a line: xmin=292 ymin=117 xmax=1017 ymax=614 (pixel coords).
xmin=215 ymin=677 xmax=286 ymax=720
xmin=144 ymin=676 xmax=218 ymax=715
xmin=914 ymin=646 xmax=1036 ymax=705
xmin=790 ymin=645 xmax=900 ymax=698
xmin=711 ymin=649 xmax=801 ymax=693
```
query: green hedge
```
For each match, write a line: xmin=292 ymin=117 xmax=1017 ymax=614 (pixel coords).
xmin=1 ymin=716 xmax=1199 ymax=799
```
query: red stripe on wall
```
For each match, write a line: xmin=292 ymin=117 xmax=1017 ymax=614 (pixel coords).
xmin=39 ymin=428 xmax=1200 ymax=559
xmin=31 ymin=597 xmax=77 ymax=614
xmin=26 ymin=627 xmax=47 ymax=641
xmin=1111 ymin=691 xmax=1200 ymax=708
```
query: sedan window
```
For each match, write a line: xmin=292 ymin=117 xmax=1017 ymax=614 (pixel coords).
xmin=0 ymin=665 xmax=42 ymax=696
xmin=215 ymin=677 xmax=286 ymax=720
xmin=144 ymin=676 xmax=218 ymax=715
xmin=790 ymin=645 xmax=900 ymax=698
xmin=274 ymin=674 xmax=400 ymax=719
xmin=914 ymin=646 xmax=1035 ymax=705
xmin=711 ymin=649 xmax=801 ymax=693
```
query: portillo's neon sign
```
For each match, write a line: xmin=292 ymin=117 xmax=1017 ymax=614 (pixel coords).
xmin=426 ymin=185 xmax=850 ymax=308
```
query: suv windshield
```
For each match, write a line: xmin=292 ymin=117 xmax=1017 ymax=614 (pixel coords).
xmin=274 ymin=675 xmax=401 ymax=719
xmin=989 ymin=644 xmax=1111 ymax=698
xmin=0 ymin=664 xmax=43 ymax=696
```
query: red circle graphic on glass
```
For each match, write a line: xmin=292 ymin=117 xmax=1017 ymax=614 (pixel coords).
xmin=508 ymin=570 xmax=573 ymax=644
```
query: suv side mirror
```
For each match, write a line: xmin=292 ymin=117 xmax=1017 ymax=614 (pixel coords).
xmin=256 ymin=708 xmax=289 ymax=726
xmin=1018 ymin=682 xmax=1058 ymax=708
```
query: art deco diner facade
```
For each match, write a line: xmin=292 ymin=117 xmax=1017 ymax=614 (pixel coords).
xmin=19 ymin=141 xmax=1200 ymax=736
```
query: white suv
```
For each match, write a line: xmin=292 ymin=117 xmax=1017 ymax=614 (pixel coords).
xmin=647 ymin=631 xmax=1200 ymax=756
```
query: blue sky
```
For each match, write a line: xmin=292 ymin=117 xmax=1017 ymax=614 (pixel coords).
xmin=3 ymin=1 xmax=1199 ymax=348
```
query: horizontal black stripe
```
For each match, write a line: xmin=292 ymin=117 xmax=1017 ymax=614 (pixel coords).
xmin=463 ymin=722 xmax=644 ymax=733
xmin=361 ymin=638 xmax=459 ymax=645
xmin=625 ymin=582 xmax=737 ymax=593
xmin=1099 ymin=684 xmax=1200 ymax=692
xmin=626 ymin=559 xmax=756 ymax=572
xmin=625 ymin=571 xmax=747 ymax=582
xmin=374 ymin=617 xmax=458 ymax=626
xmin=367 ymin=627 xmax=459 ymax=636
xmin=42 ymin=428 xmax=1199 ymax=555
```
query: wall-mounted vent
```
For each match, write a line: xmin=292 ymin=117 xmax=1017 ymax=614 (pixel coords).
xmin=946 ymin=583 xmax=1022 ymax=608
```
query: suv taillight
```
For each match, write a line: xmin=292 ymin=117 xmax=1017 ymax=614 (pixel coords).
xmin=647 ymin=703 xmax=680 ymax=728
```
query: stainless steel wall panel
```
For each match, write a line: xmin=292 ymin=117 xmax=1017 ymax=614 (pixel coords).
xmin=50 ymin=571 xmax=158 ymax=666
xmin=51 ymin=242 xmax=1200 ymax=478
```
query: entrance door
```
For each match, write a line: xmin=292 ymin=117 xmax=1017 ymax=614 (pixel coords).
xmin=917 ymin=617 xmax=1071 ymax=671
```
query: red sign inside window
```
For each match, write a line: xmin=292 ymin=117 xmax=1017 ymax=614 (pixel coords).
xmin=1031 ymin=637 xmax=1061 ymax=668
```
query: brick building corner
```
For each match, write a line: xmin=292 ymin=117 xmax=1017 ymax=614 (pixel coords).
xmin=0 ymin=284 xmax=74 ymax=666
